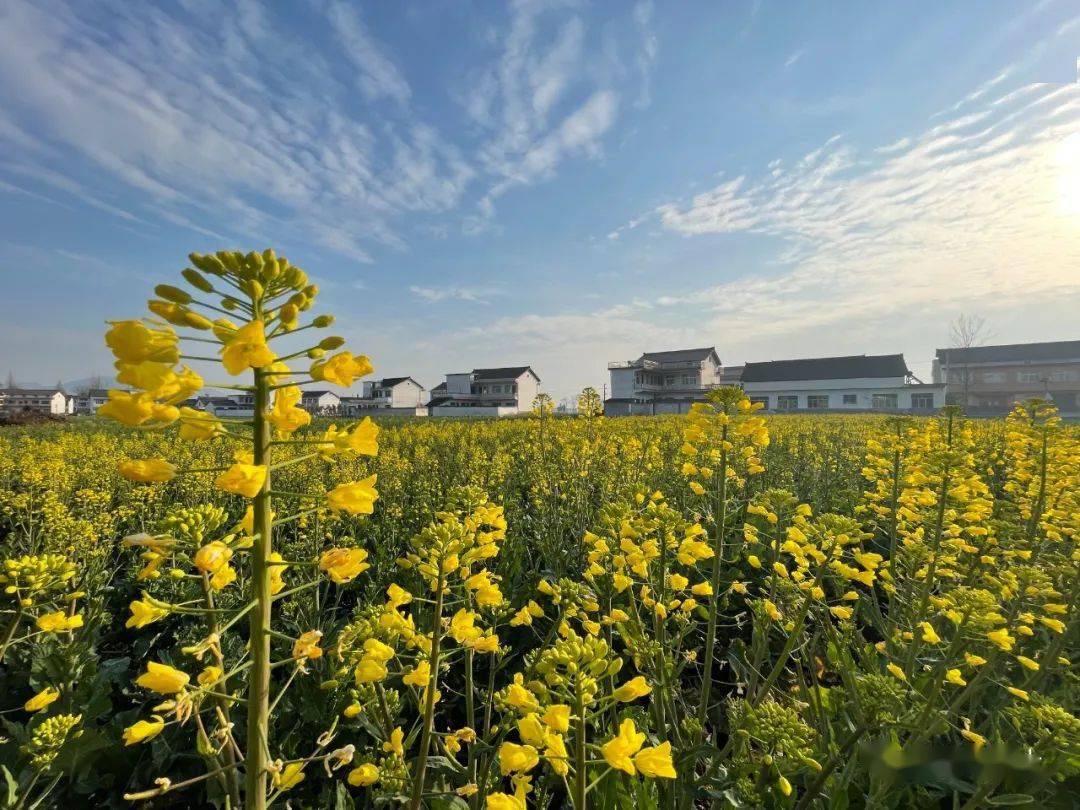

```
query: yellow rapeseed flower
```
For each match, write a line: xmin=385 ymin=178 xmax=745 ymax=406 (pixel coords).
xmin=122 ymin=716 xmax=165 ymax=746
xmin=136 ymin=661 xmax=190 ymax=694
xmin=214 ymin=463 xmax=268 ymax=498
xmin=326 ymin=476 xmax=379 ymax=516
xmin=24 ymin=687 xmax=60 ymax=712
xmin=118 ymin=458 xmax=177 ymax=483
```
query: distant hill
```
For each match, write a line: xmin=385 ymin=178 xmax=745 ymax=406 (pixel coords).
xmin=4 ymin=376 xmax=112 ymax=393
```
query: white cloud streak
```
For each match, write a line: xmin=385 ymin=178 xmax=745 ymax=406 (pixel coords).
xmin=409 ymin=284 xmax=503 ymax=304
xmin=643 ymin=75 xmax=1080 ymax=341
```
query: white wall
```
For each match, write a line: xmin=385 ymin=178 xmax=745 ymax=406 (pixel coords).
xmin=430 ymin=405 xmax=518 ymax=418
xmin=609 ymin=367 xmax=637 ymax=399
xmin=366 ymin=406 xmax=428 ymax=417
xmin=390 ymin=380 xmax=425 ymax=408
xmin=744 ymin=376 xmax=907 ymax=392
xmin=701 ymin=354 xmax=722 ymax=386
xmin=515 ymin=372 xmax=540 ymax=413
xmin=447 ymin=373 xmax=473 ymax=394
xmin=741 ymin=384 xmax=944 ymax=410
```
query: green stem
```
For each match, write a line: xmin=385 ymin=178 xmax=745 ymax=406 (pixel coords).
xmin=698 ymin=422 xmax=729 ymax=733
xmin=573 ymin=690 xmax=588 ymax=810
xmin=0 ymin=606 xmax=23 ymax=663
xmin=408 ymin=566 xmax=446 ymax=810
xmin=245 ymin=365 xmax=273 ymax=810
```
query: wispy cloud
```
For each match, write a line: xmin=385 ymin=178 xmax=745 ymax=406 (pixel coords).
xmin=321 ymin=0 xmax=411 ymax=104
xmin=0 ymin=0 xmax=478 ymax=263
xmin=618 ymin=74 xmax=1080 ymax=343
xmin=632 ymin=0 xmax=658 ymax=108
xmin=784 ymin=48 xmax=806 ymax=69
xmin=0 ymin=0 xmax=651 ymax=260
xmin=460 ymin=1 xmax=648 ymax=230
xmin=409 ymin=284 xmax=503 ymax=304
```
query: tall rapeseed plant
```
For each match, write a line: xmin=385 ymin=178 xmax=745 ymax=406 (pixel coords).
xmin=99 ymin=250 xmax=379 ymax=808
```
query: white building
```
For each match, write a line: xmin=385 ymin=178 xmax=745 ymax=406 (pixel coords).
xmin=200 ymin=396 xmax=255 ymax=419
xmin=341 ymin=377 xmax=428 ymax=416
xmin=605 ymin=347 xmax=734 ymax=415
xmin=428 ymin=367 xmax=541 ymax=417
xmin=73 ymin=388 xmax=111 ymax=415
xmin=740 ymin=354 xmax=943 ymax=413
xmin=0 ymin=389 xmax=73 ymax=415
xmin=300 ymin=390 xmax=341 ymax=415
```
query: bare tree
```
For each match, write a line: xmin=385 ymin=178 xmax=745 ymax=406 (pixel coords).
xmin=948 ymin=314 xmax=992 ymax=406
xmin=949 ymin=313 xmax=991 ymax=349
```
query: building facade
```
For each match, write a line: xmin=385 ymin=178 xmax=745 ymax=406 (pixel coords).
xmin=605 ymin=347 xmax=727 ymax=415
xmin=933 ymin=340 xmax=1080 ymax=416
xmin=341 ymin=377 xmax=428 ymax=416
xmin=198 ymin=396 xmax=255 ymax=419
xmin=300 ymin=390 xmax=342 ymax=414
xmin=0 ymin=389 xmax=73 ymax=415
xmin=428 ymin=367 xmax=541 ymax=416
xmin=73 ymin=389 xmax=110 ymax=415
xmin=741 ymin=354 xmax=944 ymax=413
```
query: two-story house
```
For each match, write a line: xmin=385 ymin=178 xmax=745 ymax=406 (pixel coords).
xmin=605 ymin=347 xmax=724 ymax=415
xmin=300 ymin=390 xmax=342 ymax=415
xmin=341 ymin=377 xmax=428 ymax=416
xmin=933 ymin=339 xmax=1080 ymax=416
xmin=0 ymin=388 xmax=73 ymax=415
xmin=740 ymin=354 xmax=944 ymax=412
xmin=73 ymin=388 xmax=111 ymax=415
xmin=428 ymin=367 xmax=541 ymax=417
xmin=198 ymin=395 xmax=255 ymax=418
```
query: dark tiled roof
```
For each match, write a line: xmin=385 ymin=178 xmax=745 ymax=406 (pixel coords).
xmin=935 ymin=340 xmax=1080 ymax=364
xmin=640 ymin=347 xmax=717 ymax=364
xmin=741 ymin=354 xmax=909 ymax=383
xmin=301 ymin=390 xmax=338 ymax=398
xmin=472 ymin=366 xmax=537 ymax=380
xmin=426 ymin=396 xmax=454 ymax=407
xmin=380 ymin=377 xmax=412 ymax=387
xmin=431 ymin=382 xmax=447 ymax=392
xmin=0 ymin=388 xmax=65 ymax=395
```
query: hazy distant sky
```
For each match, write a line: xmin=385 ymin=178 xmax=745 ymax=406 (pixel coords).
xmin=1 ymin=1 xmax=1078 ymax=399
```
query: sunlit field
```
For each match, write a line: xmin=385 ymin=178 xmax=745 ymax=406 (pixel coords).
xmin=0 ymin=252 xmax=1077 ymax=809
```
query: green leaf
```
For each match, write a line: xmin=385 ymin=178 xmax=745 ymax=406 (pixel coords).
xmin=1 ymin=766 xmax=17 ymax=810
xmin=986 ymin=795 xmax=1035 ymax=806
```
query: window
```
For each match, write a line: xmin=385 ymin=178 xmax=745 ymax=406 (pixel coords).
xmin=807 ymin=395 xmax=829 ymax=409
xmin=1017 ymin=371 xmax=1041 ymax=382
xmin=981 ymin=372 xmax=1006 ymax=383
xmin=1049 ymin=370 xmax=1078 ymax=382
xmin=872 ymin=393 xmax=899 ymax=409
xmin=777 ymin=395 xmax=798 ymax=411
xmin=842 ymin=394 xmax=858 ymax=405
xmin=665 ymin=375 xmax=675 ymax=386
xmin=749 ymin=396 xmax=769 ymax=409
xmin=911 ymin=393 xmax=935 ymax=410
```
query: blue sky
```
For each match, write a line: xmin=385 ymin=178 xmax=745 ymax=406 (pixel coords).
xmin=1 ymin=0 xmax=1078 ymax=401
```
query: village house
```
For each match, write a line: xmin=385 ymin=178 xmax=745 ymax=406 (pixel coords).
xmin=198 ymin=396 xmax=255 ymax=419
xmin=740 ymin=354 xmax=944 ymax=412
xmin=427 ymin=367 xmax=541 ymax=417
xmin=300 ymin=390 xmax=341 ymax=415
xmin=72 ymin=388 xmax=110 ymax=415
xmin=933 ymin=339 xmax=1080 ymax=416
xmin=605 ymin=347 xmax=728 ymax=415
xmin=0 ymin=388 xmax=73 ymax=415
xmin=341 ymin=377 xmax=427 ymax=417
